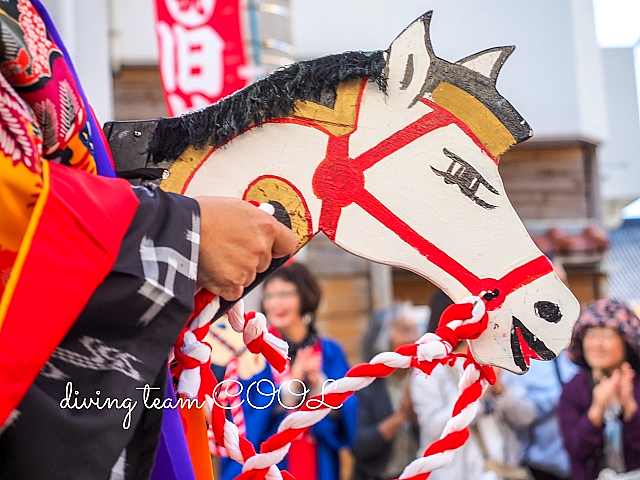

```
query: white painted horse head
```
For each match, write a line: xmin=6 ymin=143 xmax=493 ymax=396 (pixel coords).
xmin=108 ymin=12 xmax=579 ymax=373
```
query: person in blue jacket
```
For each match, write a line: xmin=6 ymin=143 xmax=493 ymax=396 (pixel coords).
xmin=262 ymin=262 xmax=357 ymax=480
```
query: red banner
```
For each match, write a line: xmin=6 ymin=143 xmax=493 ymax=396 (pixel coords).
xmin=153 ymin=0 xmax=249 ymax=116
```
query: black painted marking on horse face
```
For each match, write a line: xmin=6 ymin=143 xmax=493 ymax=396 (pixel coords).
xmin=510 ymin=316 xmax=557 ymax=372
xmin=421 ymin=52 xmax=533 ymax=146
xmin=430 ymin=148 xmax=499 ymax=209
xmin=400 ymin=53 xmax=414 ymax=90
xmin=534 ymin=301 xmax=562 ymax=324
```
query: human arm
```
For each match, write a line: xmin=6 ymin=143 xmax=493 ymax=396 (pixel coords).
xmin=278 ymin=347 xmax=327 ymax=408
xmin=1 ymin=185 xmax=202 ymax=476
xmin=377 ymin=388 xmax=415 ymax=441
xmin=586 ymin=371 xmax=621 ymax=427
xmin=619 ymin=362 xmax=638 ymax=422
xmin=622 ymin=368 xmax=640 ymax=461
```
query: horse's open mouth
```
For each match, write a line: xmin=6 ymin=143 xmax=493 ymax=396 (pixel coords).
xmin=510 ymin=317 xmax=556 ymax=372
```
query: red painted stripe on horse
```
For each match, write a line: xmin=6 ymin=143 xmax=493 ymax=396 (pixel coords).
xmin=354 ymin=186 xmax=482 ymax=286
xmin=352 ymin=109 xmax=455 ymax=171
xmin=353 ymin=188 xmax=552 ymax=309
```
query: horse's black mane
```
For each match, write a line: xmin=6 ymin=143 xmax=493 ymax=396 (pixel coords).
xmin=148 ymin=51 xmax=387 ymax=163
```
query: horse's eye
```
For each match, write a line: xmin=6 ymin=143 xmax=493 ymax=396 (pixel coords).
xmin=534 ymin=301 xmax=562 ymax=324
xmin=430 ymin=148 xmax=499 ymax=210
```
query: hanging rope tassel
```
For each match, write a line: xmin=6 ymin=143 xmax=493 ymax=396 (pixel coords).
xmin=208 ymin=294 xmax=496 ymax=480
xmin=173 ymin=290 xmax=219 ymax=404
xmin=170 ymin=200 xmax=291 ymax=476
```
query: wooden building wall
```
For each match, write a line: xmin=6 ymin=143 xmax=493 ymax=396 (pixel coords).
xmin=499 ymin=139 xmax=600 ymax=222
xmin=113 ymin=66 xmax=167 ymax=121
xmin=500 ymin=139 xmax=605 ymax=306
xmin=305 ymin=235 xmax=372 ymax=366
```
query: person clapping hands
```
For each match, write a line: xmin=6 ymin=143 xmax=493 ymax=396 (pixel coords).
xmin=559 ymin=299 xmax=640 ymax=480
xmin=588 ymin=360 xmax=637 ymax=427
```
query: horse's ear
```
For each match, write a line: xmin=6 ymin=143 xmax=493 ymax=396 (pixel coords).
xmin=384 ymin=12 xmax=435 ymax=107
xmin=455 ymin=46 xmax=515 ymax=82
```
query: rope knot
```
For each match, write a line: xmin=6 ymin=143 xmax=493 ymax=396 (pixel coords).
xmin=228 ymin=302 xmax=289 ymax=373
xmin=415 ymin=295 xmax=488 ymax=372
xmin=434 ymin=325 xmax=458 ymax=351
xmin=242 ymin=311 xmax=266 ymax=354
xmin=439 ymin=295 xmax=488 ymax=340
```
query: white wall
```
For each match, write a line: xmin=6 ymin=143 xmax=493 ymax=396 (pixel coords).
xmin=41 ymin=0 xmax=114 ymax=123
xmin=571 ymin=0 xmax=609 ymax=141
xmin=600 ymin=48 xmax=640 ymax=203
xmin=107 ymin=1 xmax=610 ymax=142
xmin=110 ymin=0 xmax=159 ymax=66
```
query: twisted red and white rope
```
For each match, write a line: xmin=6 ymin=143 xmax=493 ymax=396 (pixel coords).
xmin=227 ymin=302 xmax=289 ymax=374
xmin=173 ymin=288 xmax=289 ymax=407
xmin=173 ymin=291 xmax=218 ymax=404
xmin=210 ymin=295 xmax=496 ymax=480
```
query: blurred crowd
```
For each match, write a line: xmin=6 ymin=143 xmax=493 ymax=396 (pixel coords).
xmin=211 ymin=262 xmax=640 ymax=480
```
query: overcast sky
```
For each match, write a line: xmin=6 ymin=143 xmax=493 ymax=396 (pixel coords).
xmin=593 ymin=0 xmax=640 ymax=47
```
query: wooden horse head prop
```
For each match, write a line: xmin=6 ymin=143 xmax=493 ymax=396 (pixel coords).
xmin=107 ymin=12 xmax=579 ymax=373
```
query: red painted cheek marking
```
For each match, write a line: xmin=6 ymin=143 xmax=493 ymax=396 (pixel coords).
xmin=313 ymin=135 xmax=364 ymax=208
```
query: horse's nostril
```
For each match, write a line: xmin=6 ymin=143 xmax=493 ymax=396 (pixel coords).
xmin=534 ymin=301 xmax=562 ymax=323
xmin=483 ymin=289 xmax=500 ymax=301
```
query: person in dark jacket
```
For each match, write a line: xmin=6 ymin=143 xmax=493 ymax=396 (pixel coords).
xmin=352 ymin=303 xmax=421 ymax=480
xmin=559 ymin=299 xmax=640 ymax=480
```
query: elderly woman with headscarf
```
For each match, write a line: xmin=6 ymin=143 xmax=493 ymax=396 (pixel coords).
xmin=559 ymin=299 xmax=640 ymax=480
xmin=352 ymin=303 xmax=421 ymax=480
